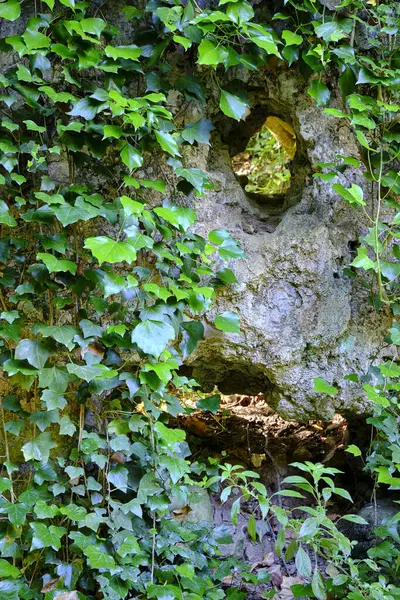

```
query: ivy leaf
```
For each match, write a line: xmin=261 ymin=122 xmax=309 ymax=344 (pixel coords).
xmin=121 ymin=143 xmax=143 ymax=170
xmin=215 ymin=311 xmax=240 ymax=333
xmin=132 ymin=320 xmax=175 ymax=357
xmin=226 ymin=1 xmax=254 ymax=25
xmin=41 ymin=390 xmax=67 ymax=410
xmin=105 ymin=45 xmax=141 ymax=60
xmin=154 ymin=206 xmax=196 ymax=230
xmin=0 ymin=559 xmax=20 ymax=579
xmin=181 ymin=120 xmax=214 ymax=145
xmin=1 ymin=310 xmax=19 ymax=324
xmin=39 ymin=367 xmax=75 ymax=393
xmin=173 ymin=35 xmax=192 ymax=50
xmin=155 ymin=131 xmax=181 ymax=156
xmin=81 ymin=18 xmax=106 ymax=38
xmin=66 ymin=364 xmax=103 ymax=383
xmin=0 ymin=200 xmax=17 ymax=227
xmin=350 ymin=246 xmax=375 ymax=271
xmin=31 ymin=324 xmax=79 ymax=350
xmin=103 ymin=125 xmax=123 ymax=139
xmin=0 ymin=0 xmax=21 ymax=21
xmin=15 ymin=339 xmax=50 ymax=369
xmin=34 ymin=500 xmax=59 ymax=519
xmin=84 ymin=545 xmax=116 ymax=569
xmin=7 ymin=503 xmax=28 ymax=525
xmin=197 ymin=39 xmax=228 ymax=67
xmin=220 ymin=90 xmax=249 ymax=121
xmin=332 ymin=183 xmax=365 ymax=206
xmin=37 ymin=253 xmax=77 ymax=275
xmin=60 ymin=504 xmax=87 ymax=521
xmin=196 ymin=394 xmax=221 ymax=414
xmin=282 ymin=30 xmax=303 ymax=46
xmin=85 ymin=236 xmax=137 ymax=264
xmin=313 ymin=377 xmax=338 ymax=397
xmin=158 ymin=455 xmax=190 ymax=484
xmin=59 ymin=416 xmax=76 ymax=436
xmin=30 ymin=409 xmax=59 ymax=432
xmin=117 ymin=535 xmax=141 ymax=557
xmin=22 ymin=432 xmax=57 ymax=463
xmin=30 ymin=522 xmax=66 ymax=551
xmin=80 ymin=319 xmax=103 ymax=338
xmin=308 ymin=80 xmax=330 ymax=106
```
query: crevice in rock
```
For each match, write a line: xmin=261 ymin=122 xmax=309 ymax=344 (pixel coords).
xmin=214 ymin=92 xmax=311 ymax=230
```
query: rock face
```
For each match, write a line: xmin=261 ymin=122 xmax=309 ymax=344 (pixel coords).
xmin=183 ymin=68 xmax=392 ymax=421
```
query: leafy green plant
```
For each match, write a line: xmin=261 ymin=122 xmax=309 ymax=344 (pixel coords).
xmin=0 ymin=0 xmax=399 ymax=599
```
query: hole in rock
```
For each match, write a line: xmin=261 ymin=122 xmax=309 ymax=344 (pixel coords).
xmin=215 ymin=99 xmax=310 ymax=228
xmin=231 ymin=116 xmax=295 ymax=214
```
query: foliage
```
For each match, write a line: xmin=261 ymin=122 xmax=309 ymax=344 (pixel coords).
xmin=231 ymin=125 xmax=292 ymax=197
xmin=0 ymin=0 xmax=399 ymax=600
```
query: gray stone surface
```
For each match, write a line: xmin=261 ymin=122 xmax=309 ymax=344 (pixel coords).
xmin=183 ymin=68 xmax=393 ymax=421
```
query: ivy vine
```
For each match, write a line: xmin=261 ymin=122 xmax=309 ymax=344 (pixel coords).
xmin=0 ymin=0 xmax=399 ymax=599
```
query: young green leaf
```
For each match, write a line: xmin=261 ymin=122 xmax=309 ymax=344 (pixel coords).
xmin=220 ymin=90 xmax=249 ymax=121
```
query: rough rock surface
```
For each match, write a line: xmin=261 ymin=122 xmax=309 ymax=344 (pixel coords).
xmin=183 ymin=68 xmax=392 ymax=421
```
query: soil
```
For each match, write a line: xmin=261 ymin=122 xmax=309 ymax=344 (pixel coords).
xmin=177 ymin=394 xmax=374 ymax=510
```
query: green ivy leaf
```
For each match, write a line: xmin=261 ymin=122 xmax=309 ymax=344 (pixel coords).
xmin=7 ymin=503 xmax=28 ymax=526
xmin=39 ymin=367 xmax=75 ymax=393
xmin=282 ymin=30 xmax=303 ymax=46
xmin=37 ymin=253 xmax=77 ymax=275
xmin=308 ymin=80 xmax=330 ymax=106
xmin=220 ymin=90 xmax=249 ymax=121
xmin=84 ymin=545 xmax=116 ymax=569
xmin=0 ymin=0 xmax=21 ymax=21
xmin=332 ymin=183 xmax=365 ymax=206
xmin=31 ymin=324 xmax=79 ymax=350
xmin=105 ymin=45 xmax=141 ymax=60
xmin=197 ymin=39 xmax=228 ymax=67
xmin=81 ymin=17 xmax=106 ymax=38
xmin=313 ymin=377 xmax=338 ymax=397
xmin=196 ymin=394 xmax=221 ymax=414
xmin=181 ymin=120 xmax=214 ymax=145
xmin=59 ymin=415 xmax=77 ymax=436
xmin=30 ymin=522 xmax=66 ymax=551
xmin=66 ymin=364 xmax=103 ymax=383
xmin=0 ymin=559 xmax=20 ymax=579
xmin=85 ymin=236 xmax=137 ymax=265
xmin=132 ymin=320 xmax=175 ymax=357
xmin=226 ymin=1 xmax=254 ymax=25
xmin=350 ymin=246 xmax=375 ymax=271
xmin=155 ymin=131 xmax=181 ymax=156
xmin=214 ymin=311 xmax=240 ymax=333
xmin=154 ymin=206 xmax=196 ymax=230
xmin=22 ymin=432 xmax=57 ymax=463
xmin=15 ymin=339 xmax=50 ymax=369
xmin=121 ymin=143 xmax=143 ymax=170
xmin=0 ymin=200 xmax=17 ymax=227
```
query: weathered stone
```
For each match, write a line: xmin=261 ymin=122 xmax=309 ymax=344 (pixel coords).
xmin=183 ymin=68 xmax=392 ymax=421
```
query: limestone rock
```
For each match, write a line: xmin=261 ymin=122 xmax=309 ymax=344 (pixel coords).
xmin=184 ymin=68 xmax=392 ymax=421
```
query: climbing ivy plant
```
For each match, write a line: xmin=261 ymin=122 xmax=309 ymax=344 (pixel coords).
xmin=0 ymin=0 xmax=399 ymax=599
